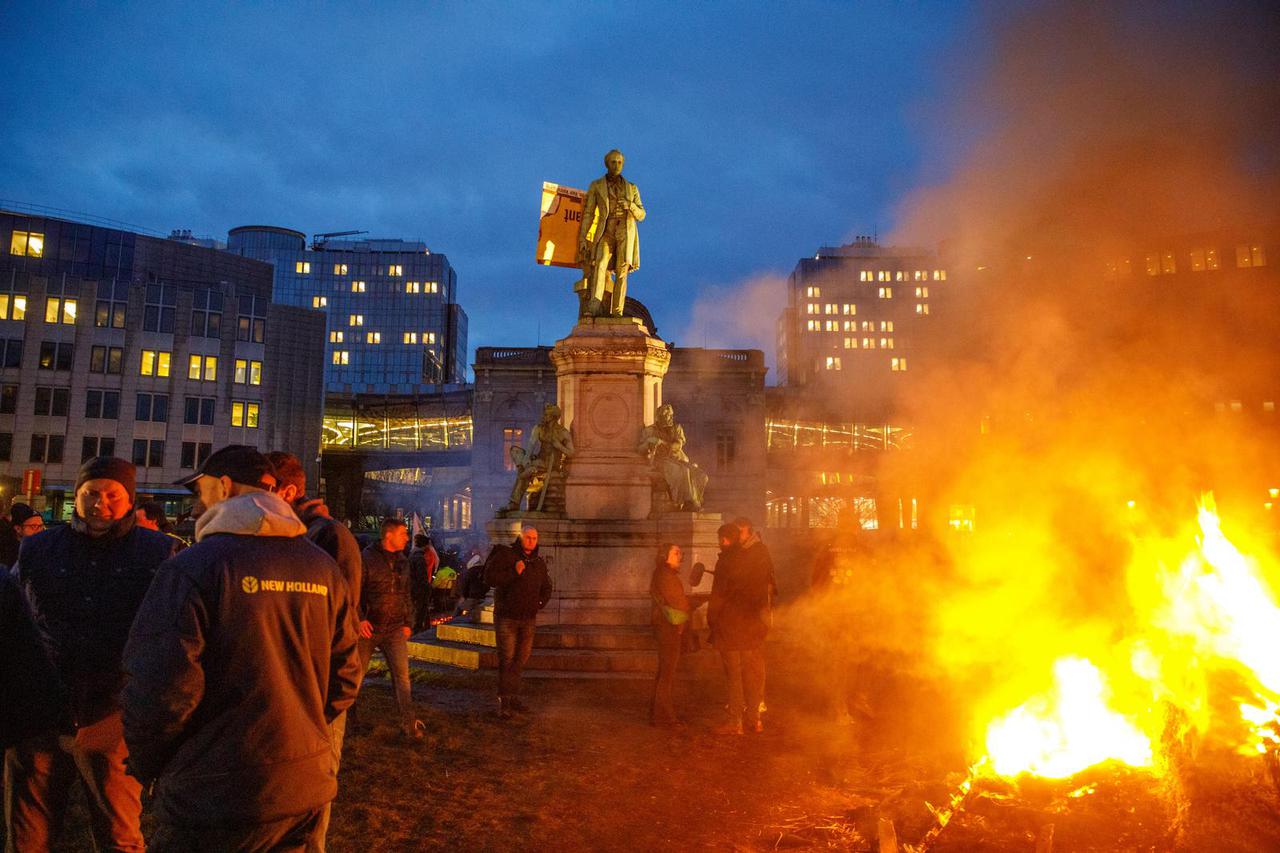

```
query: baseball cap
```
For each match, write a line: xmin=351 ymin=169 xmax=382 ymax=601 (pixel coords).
xmin=174 ymin=444 xmax=275 ymax=493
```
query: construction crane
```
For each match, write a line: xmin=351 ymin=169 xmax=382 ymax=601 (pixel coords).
xmin=311 ymin=229 xmax=367 ymax=250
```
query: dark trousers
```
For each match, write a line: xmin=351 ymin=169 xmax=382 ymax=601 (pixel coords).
xmin=719 ymin=648 xmax=766 ymax=725
xmin=4 ymin=714 xmax=144 ymax=853
xmin=495 ymin=617 xmax=537 ymax=699
xmin=150 ymin=808 xmax=323 ymax=853
xmin=358 ymin=630 xmax=416 ymax=733
xmin=650 ymin=623 xmax=684 ymax=723
xmin=411 ymin=595 xmax=431 ymax=633
xmin=306 ymin=710 xmax=347 ymax=853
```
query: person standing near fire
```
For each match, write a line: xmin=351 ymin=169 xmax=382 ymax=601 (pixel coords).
xmin=485 ymin=525 xmax=552 ymax=719
xmin=709 ymin=521 xmax=773 ymax=734
xmin=650 ymin=542 xmax=691 ymax=727
xmin=358 ymin=517 xmax=425 ymax=739
xmin=408 ymin=533 xmax=438 ymax=631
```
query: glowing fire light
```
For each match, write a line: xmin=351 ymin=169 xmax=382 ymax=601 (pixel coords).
xmin=981 ymin=497 xmax=1280 ymax=778
xmin=985 ymin=657 xmax=1152 ymax=778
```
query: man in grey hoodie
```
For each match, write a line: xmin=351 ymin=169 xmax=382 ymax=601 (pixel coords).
xmin=123 ymin=445 xmax=361 ymax=852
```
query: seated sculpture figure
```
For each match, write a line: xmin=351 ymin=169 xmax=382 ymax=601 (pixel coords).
xmin=505 ymin=404 xmax=575 ymax=513
xmin=638 ymin=403 xmax=708 ymax=512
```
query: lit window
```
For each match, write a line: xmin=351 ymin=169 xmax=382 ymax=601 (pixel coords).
xmin=1190 ymin=249 xmax=1206 ymax=271
xmin=406 ymin=281 xmax=421 ymax=293
xmin=44 ymin=297 xmax=77 ymax=325
xmin=842 ymin=303 xmax=855 ymax=315
xmin=250 ymin=360 xmax=261 ymax=385
xmin=895 ymin=271 xmax=905 ymax=282
xmin=806 ymin=303 xmax=819 ymax=315
xmin=425 ymin=281 xmax=438 ymax=294
xmin=915 ymin=287 xmax=929 ymax=298
xmin=312 ymin=296 xmax=327 ymax=308
xmin=878 ymin=271 xmax=890 ymax=282
xmin=842 ymin=320 xmax=856 ymax=331
xmin=880 ymin=321 xmax=894 ymax=332
xmin=1160 ymin=252 xmax=1176 ymax=274
xmin=329 ymin=331 xmax=343 ymax=343
xmin=1263 ymin=401 xmax=1275 ymax=412
xmin=916 ymin=303 xmax=930 ymax=315
xmin=861 ymin=320 xmax=873 ymax=331
xmin=805 ymin=286 xmax=821 ymax=298
xmin=234 ymin=358 xmax=247 ymax=383
xmin=230 ymin=401 xmax=258 ymax=428
xmin=859 ymin=271 xmax=872 ymax=282
xmin=806 ymin=320 xmax=820 ymax=331
xmin=843 ymin=337 xmax=857 ymax=349
xmin=824 ymin=303 xmax=837 ymax=315
xmin=1205 ymin=248 xmax=1219 ymax=270
xmin=1237 ymin=244 xmax=1267 ymax=268
xmin=880 ymin=337 xmax=894 ymax=349
xmin=9 ymin=230 xmax=44 ymax=257
xmin=862 ymin=337 xmax=875 ymax=349
xmin=403 ymin=332 xmax=418 ymax=344
xmin=424 ymin=332 xmax=436 ymax=344
xmin=824 ymin=320 xmax=837 ymax=331
xmin=1144 ymin=253 xmax=1160 ymax=275
xmin=825 ymin=356 xmax=841 ymax=370
xmin=295 ymin=261 xmax=311 ymax=274
xmin=349 ymin=314 xmax=364 ymax=326
xmin=231 ymin=401 xmax=243 ymax=426
xmin=388 ymin=264 xmax=403 ymax=276
xmin=914 ymin=270 xmax=925 ymax=281
xmin=351 ymin=281 xmax=366 ymax=293
xmin=366 ymin=331 xmax=381 ymax=344
xmin=0 ymin=292 xmax=28 ymax=320
xmin=141 ymin=350 xmax=172 ymax=377
xmin=332 ymin=350 xmax=349 ymax=365
xmin=187 ymin=354 xmax=217 ymax=381
xmin=333 ymin=263 xmax=348 ymax=275
xmin=878 ymin=287 xmax=893 ymax=299
xmin=891 ymin=357 xmax=908 ymax=372
xmin=247 ymin=402 xmax=259 ymax=428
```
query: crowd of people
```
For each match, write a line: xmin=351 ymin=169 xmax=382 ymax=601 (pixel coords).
xmin=0 ymin=443 xmax=776 ymax=851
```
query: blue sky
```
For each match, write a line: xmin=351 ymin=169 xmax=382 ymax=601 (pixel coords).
xmin=0 ymin=1 xmax=980 ymax=373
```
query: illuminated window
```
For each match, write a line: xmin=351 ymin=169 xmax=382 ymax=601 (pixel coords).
xmin=862 ymin=337 xmax=876 ymax=349
xmin=406 ymin=281 xmax=421 ymax=293
xmin=933 ymin=270 xmax=947 ymax=281
xmin=332 ymin=350 xmax=349 ymax=365
xmin=878 ymin=287 xmax=893 ymax=299
xmin=861 ymin=321 xmax=873 ymax=331
xmin=825 ymin=356 xmax=841 ymax=370
xmin=1144 ymin=253 xmax=1160 ymax=275
xmin=403 ymin=332 xmax=418 ymax=344
xmin=312 ymin=296 xmax=327 ymax=308
xmin=916 ymin=303 xmax=930 ymax=315
xmin=806 ymin=303 xmax=819 ymax=315
xmin=806 ymin=319 xmax=820 ymax=331
xmin=824 ymin=303 xmax=837 ymax=315
xmin=891 ymin=357 xmax=907 ymax=371
xmin=1263 ymin=401 xmax=1275 ymax=412
xmin=1160 ymin=252 xmax=1176 ymax=274
xmin=824 ymin=320 xmax=838 ymax=331
xmin=842 ymin=303 xmax=855 ymax=315
xmin=44 ymin=297 xmax=77 ymax=325
xmin=842 ymin=320 xmax=856 ymax=331
xmin=424 ymin=332 xmax=436 ymax=344
xmin=351 ymin=281 xmax=366 ymax=293
xmin=366 ymin=331 xmax=381 ymax=344
xmin=425 ymin=281 xmax=438 ymax=294
xmin=805 ymin=286 xmax=821 ymax=298
xmin=878 ymin=271 xmax=890 ymax=282
xmin=880 ymin=321 xmax=894 ymax=332
xmin=388 ymin=264 xmax=403 ymax=276
xmin=859 ymin=271 xmax=872 ymax=282
xmin=914 ymin=270 xmax=925 ymax=281
xmin=1230 ymin=400 xmax=1243 ymax=412
xmin=295 ymin=261 xmax=311 ymax=274
xmin=349 ymin=314 xmax=364 ymax=326
xmin=140 ymin=350 xmax=171 ymax=377
xmin=333 ymin=263 xmax=348 ymax=275
xmin=880 ymin=337 xmax=894 ymax=349
xmin=187 ymin=354 xmax=217 ymax=381
xmin=330 ymin=331 xmax=344 ymax=343
xmin=233 ymin=358 xmax=263 ymax=385
xmin=895 ymin=270 xmax=905 ymax=282
xmin=843 ymin=337 xmax=857 ymax=349
xmin=0 ymin=290 xmax=28 ymax=320
xmin=1190 ymin=248 xmax=1221 ymax=271
xmin=9 ymin=230 xmax=44 ymax=257
xmin=915 ymin=287 xmax=929 ymax=298
xmin=1237 ymin=244 xmax=1267 ymax=268
xmin=230 ymin=401 xmax=261 ymax=428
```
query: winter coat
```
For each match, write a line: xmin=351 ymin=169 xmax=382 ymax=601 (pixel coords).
xmin=12 ymin=513 xmax=176 ymax=728
xmin=360 ymin=544 xmax=412 ymax=632
xmin=484 ymin=539 xmax=552 ymax=621
xmin=579 ymin=174 xmax=645 ymax=271
xmin=121 ymin=491 xmax=361 ymax=827
xmin=458 ymin=559 xmax=491 ymax=601
xmin=707 ymin=535 xmax=774 ymax=651
xmin=0 ymin=570 xmax=66 ymax=748
xmin=650 ymin=564 xmax=690 ymax=628
xmin=295 ymin=496 xmax=362 ymax=611
xmin=408 ymin=546 xmax=437 ymax=602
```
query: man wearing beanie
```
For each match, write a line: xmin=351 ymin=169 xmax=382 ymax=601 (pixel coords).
xmin=5 ymin=456 xmax=176 ymax=852
xmin=122 ymin=445 xmax=362 ymax=852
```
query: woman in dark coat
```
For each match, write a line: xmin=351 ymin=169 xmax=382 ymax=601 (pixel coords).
xmin=649 ymin=543 xmax=690 ymax=727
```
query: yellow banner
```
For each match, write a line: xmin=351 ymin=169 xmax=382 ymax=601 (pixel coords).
xmin=536 ymin=181 xmax=592 ymax=268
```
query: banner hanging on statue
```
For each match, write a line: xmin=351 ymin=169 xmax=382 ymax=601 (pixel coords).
xmin=536 ymin=182 xmax=594 ymax=269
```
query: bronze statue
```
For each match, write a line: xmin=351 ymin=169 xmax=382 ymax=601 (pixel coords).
xmin=577 ymin=149 xmax=645 ymax=318
xmin=638 ymin=403 xmax=708 ymax=512
xmin=505 ymin=404 xmax=576 ymax=512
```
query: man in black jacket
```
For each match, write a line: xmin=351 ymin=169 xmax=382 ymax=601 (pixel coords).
xmin=5 ymin=457 xmax=175 ymax=852
xmin=358 ymin=517 xmax=422 ymax=739
xmin=267 ymin=450 xmax=364 ymax=853
xmin=122 ymin=445 xmax=362 ymax=852
xmin=484 ymin=525 xmax=552 ymax=718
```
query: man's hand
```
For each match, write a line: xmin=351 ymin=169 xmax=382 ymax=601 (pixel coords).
xmin=358 ymin=620 xmax=373 ymax=639
xmin=516 ymin=560 xmax=526 ymax=576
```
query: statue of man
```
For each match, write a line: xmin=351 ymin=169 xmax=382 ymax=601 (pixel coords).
xmin=638 ymin=403 xmax=708 ymax=512
xmin=577 ymin=149 xmax=645 ymax=318
xmin=505 ymin=404 xmax=576 ymax=512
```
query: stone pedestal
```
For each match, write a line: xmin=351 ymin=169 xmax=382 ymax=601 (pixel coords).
xmin=551 ymin=317 xmax=670 ymax=521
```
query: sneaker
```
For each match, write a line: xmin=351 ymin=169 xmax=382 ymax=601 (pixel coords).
xmin=713 ymin=720 xmax=744 ymax=736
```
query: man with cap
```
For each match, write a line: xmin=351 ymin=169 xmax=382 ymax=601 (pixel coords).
xmin=0 ymin=502 xmax=44 ymax=568
xmin=122 ymin=445 xmax=362 ymax=852
xmin=4 ymin=457 xmax=176 ymax=852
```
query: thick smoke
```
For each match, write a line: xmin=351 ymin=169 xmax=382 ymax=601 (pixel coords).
xmin=783 ymin=1 xmax=1280 ymax=754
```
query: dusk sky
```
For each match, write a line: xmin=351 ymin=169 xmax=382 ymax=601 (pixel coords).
xmin=1 ymin=2 xmax=983 ymax=375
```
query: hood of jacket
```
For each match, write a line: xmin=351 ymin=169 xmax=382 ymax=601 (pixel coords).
xmin=741 ymin=531 xmax=764 ymax=550
xmin=293 ymin=495 xmax=331 ymax=525
xmin=196 ymin=492 xmax=308 ymax=542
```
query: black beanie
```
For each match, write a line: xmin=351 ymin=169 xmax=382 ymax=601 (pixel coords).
xmin=76 ymin=457 xmax=137 ymax=504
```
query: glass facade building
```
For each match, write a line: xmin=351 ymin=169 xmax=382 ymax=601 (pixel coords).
xmin=228 ymin=227 xmax=468 ymax=394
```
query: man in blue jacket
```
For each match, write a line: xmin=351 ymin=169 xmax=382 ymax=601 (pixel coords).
xmin=122 ymin=445 xmax=362 ymax=852
xmin=5 ymin=457 xmax=175 ymax=853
